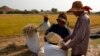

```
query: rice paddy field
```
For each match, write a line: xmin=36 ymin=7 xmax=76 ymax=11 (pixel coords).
xmin=0 ymin=14 xmax=100 ymax=37
xmin=0 ymin=14 xmax=100 ymax=56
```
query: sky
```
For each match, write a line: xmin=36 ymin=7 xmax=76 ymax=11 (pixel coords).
xmin=0 ymin=0 xmax=100 ymax=12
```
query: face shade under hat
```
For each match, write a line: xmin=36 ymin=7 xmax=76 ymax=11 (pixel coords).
xmin=57 ymin=18 xmax=66 ymax=24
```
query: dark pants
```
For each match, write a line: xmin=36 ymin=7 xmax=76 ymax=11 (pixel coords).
xmin=71 ymin=54 xmax=82 ymax=56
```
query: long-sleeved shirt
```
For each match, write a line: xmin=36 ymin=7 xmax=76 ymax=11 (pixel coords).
xmin=66 ymin=13 xmax=90 ymax=55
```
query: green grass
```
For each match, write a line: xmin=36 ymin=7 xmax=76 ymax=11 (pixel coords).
xmin=0 ymin=14 xmax=100 ymax=37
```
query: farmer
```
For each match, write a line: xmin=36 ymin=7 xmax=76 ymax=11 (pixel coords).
xmin=44 ymin=12 xmax=70 ymax=45
xmin=39 ymin=15 xmax=51 ymax=32
xmin=61 ymin=1 xmax=91 ymax=56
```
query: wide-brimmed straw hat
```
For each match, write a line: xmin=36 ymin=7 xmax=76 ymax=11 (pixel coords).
xmin=57 ymin=12 xmax=67 ymax=23
xmin=67 ymin=1 xmax=92 ymax=13
xmin=67 ymin=1 xmax=83 ymax=13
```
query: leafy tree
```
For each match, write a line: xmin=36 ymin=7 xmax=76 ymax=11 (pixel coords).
xmin=41 ymin=9 xmax=44 ymax=12
xmin=31 ymin=9 xmax=39 ymax=14
xmin=95 ymin=11 xmax=100 ymax=14
xmin=51 ymin=8 xmax=58 ymax=13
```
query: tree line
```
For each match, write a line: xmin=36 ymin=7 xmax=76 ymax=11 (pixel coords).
xmin=0 ymin=8 xmax=58 ymax=14
xmin=0 ymin=8 xmax=100 ymax=14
